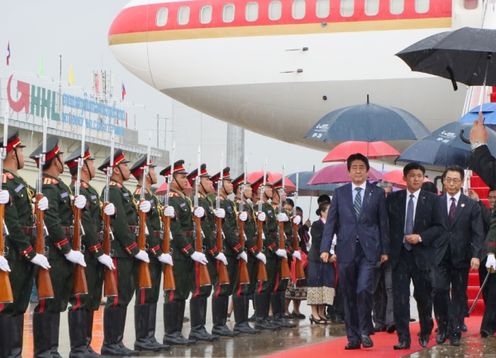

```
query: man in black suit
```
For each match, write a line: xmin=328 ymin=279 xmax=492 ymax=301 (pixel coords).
xmin=320 ymin=153 xmax=389 ymax=350
xmin=433 ymin=166 xmax=483 ymax=346
xmin=387 ymin=162 xmax=443 ymax=349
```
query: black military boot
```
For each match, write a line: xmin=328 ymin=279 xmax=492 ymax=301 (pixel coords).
xmin=49 ymin=312 xmax=62 ymax=358
xmin=212 ymin=295 xmax=238 ymax=337
xmin=134 ymin=304 xmax=160 ymax=351
xmin=147 ymin=303 xmax=169 ymax=350
xmin=10 ymin=313 xmax=24 ymax=358
xmin=0 ymin=313 xmax=12 ymax=358
xmin=115 ymin=306 xmax=138 ymax=356
xmin=68 ymin=309 xmax=89 ymax=358
xmin=163 ymin=300 xmax=193 ymax=345
xmin=233 ymin=294 xmax=259 ymax=335
xmin=189 ymin=296 xmax=218 ymax=342
xmin=254 ymin=292 xmax=279 ymax=330
xmin=85 ymin=309 xmax=101 ymax=357
xmin=271 ymin=292 xmax=296 ymax=328
xmin=101 ymin=306 xmax=137 ymax=356
xmin=33 ymin=311 xmax=53 ymax=358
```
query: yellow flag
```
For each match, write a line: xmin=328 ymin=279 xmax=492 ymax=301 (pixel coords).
xmin=68 ymin=64 xmax=75 ymax=86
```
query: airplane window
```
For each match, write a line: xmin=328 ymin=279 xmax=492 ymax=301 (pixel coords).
xmin=316 ymin=0 xmax=330 ymax=19
xmin=156 ymin=8 xmax=168 ymax=27
xmin=415 ymin=0 xmax=429 ymax=13
xmin=365 ymin=0 xmax=379 ymax=16
xmin=223 ymin=4 xmax=235 ymax=23
xmin=464 ymin=0 xmax=478 ymax=9
xmin=340 ymin=0 xmax=354 ymax=17
xmin=390 ymin=0 xmax=404 ymax=15
xmin=246 ymin=2 xmax=259 ymax=22
xmin=178 ymin=6 xmax=190 ymax=25
xmin=200 ymin=5 xmax=213 ymax=24
xmin=292 ymin=0 xmax=306 ymax=20
xmin=269 ymin=0 xmax=282 ymax=21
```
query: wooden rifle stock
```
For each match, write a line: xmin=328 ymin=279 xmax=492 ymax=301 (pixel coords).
xmin=161 ymin=216 xmax=175 ymax=291
xmin=102 ymin=207 xmax=117 ymax=297
xmin=0 ymin=204 xmax=13 ymax=303
xmin=138 ymin=209 xmax=152 ymax=289
xmin=35 ymin=193 xmax=54 ymax=299
xmin=292 ymin=222 xmax=305 ymax=281
xmin=278 ymin=222 xmax=291 ymax=280
xmin=237 ymin=219 xmax=250 ymax=285
xmin=72 ymin=207 xmax=88 ymax=295
xmin=214 ymin=217 xmax=230 ymax=285
xmin=193 ymin=215 xmax=211 ymax=286
xmin=256 ymin=219 xmax=267 ymax=282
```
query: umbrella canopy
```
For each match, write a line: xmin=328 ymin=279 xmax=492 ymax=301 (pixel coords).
xmin=397 ymin=122 xmax=496 ymax=168
xmin=382 ymin=169 xmax=432 ymax=189
xmin=305 ymin=96 xmax=430 ymax=142
xmin=155 ymin=181 xmax=168 ymax=196
xmin=287 ymin=171 xmax=337 ymax=196
xmin=308 ymin=163 xmax=383 ymax=185
xmin=247 ymin=171 xmax=296 ymax=193
xmin=396 ymin=27 xmax=496 ymax=90
xmin=322 ymin=141 xmax=400 ymax=162
xmin=460 ymin=102 xmax=496 ymax=125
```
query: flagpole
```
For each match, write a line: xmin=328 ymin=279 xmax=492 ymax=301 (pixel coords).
xmin=58 ymin=54 xmax=62 ymax=125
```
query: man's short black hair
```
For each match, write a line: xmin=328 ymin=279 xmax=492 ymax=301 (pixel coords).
xmin=442 ymin=166 xmax=464 ymax=181
xmin=403 ymin=162 xmax=426 ymax=177
xmin=347 ymin=153 xmax=370 ymax=171
xmin=286 ymin=198 xmax=295 ymax=208
xmin=317 ymin=194 xmax=331 ymax=204
xmin=421 ymin=182 xmax=438 ymax=194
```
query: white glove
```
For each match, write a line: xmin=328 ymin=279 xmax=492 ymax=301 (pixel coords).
xmin=97 ymin=254 xmax=115 ymax=270
xmin=37 ymin=196 xmax=49 ymax=211
xmin=164 ymin=206 xmax=175 ymax=218
xmin=103 ymin=203 xmax=115 ymax=216
xmin=215 ymin=252 xmax=228 ymax=266
xmin=64 ymin=250 xmax=86 ymax=267
xmin=239 ymin=211 xmax=248 ymax=222
xmin=134 ymin=249 xmax=150 ymax=263
xmin=0 ymin=190 xmax=9 ymax=205
xmin=293 ymin=250 xmax=302 ymax=261
xmin=191 ymin=251 xmax=208 ymax=265
xmin=0 ymin=256 xmax=11 ymax=272
xmin=139 ymin=200 xmax=151 ymax=213
xmin=486 ymin=254 xmax=496 ymax=270
xmin=237 ymin=251 xmax=248 ymax=263
xmin=292 ymin=215 xmax=301 ymax=225
xmin=257 ymin=212 xmax=266 ymax=222
xmin=30 ymin=253 xmax=51 ymax=269
xmin=277 ymin=213 xmax=289 ymax=222
xmin=275 ymin=248 xmax=287 ymax=258
xmin=255 ymin=252 xmax=266 ymax=264
xmin=158 ymin=253 xmax=173 ymax=266
xmin=74 ymin=195 xmax=87 ymax=209
xmin=214 ymin=208 xmax=225 ymax=219
xmin=194 ymin=206 xmax=205 ymax=218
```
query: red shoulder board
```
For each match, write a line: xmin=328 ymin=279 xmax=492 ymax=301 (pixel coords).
xmin=169 ymin=192 xmax=179 ymax=197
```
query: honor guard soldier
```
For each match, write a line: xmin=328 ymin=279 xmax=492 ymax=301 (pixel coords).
xmin=30 ymin=136 xmax=88 ymax=357
xmin=98 ymin=149 xmax=150 ymax=356
xmin=64 ymin=144 xmax=115 ymax=357
xmin=185 ymin=164 xmax=220 ymax=342
xmin=0 ymin=131 xmax=49 ymax=357
xmin=130 ymin=155 xmax=172 ymax=351
xmin=160 ymin=160 xmax=202 ymax=346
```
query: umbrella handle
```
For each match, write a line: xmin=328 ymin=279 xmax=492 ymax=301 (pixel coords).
xmin=446 ymin=66 xmax=458 ymax=91
xmin=459 ymin=129 xmax=470 ymax=144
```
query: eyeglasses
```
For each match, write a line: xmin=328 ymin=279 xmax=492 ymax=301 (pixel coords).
xmin=443 ymin=177 xmax=462 ymax=183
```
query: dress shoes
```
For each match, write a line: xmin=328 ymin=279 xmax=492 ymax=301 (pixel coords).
xmin=386 ymin=324 xmax=396 ymax=333
xmin=361 ymin=335 xmax=374 ymax=348
xmin=393 ymin=341 xmax=410 ymax=350
xmin=344 ymin=341 xmax=361 ymax=350
xmin=450 ymin=334 xmax=461 ymax=347
xmin=418 ymin=334 xmax=430 ymax=347
xmin=481 ymin=329 xmax=494 ymax=338
xmin=436 ymin=331 xmax=447 ymax=345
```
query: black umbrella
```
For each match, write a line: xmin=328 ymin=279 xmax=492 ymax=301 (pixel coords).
xmin=305 ymin=96 xmax=430 ymax=142
xmin=396 ymin=27 xmax=496 ymax=91
xmin=397 ymin=122 xmax=496 ymax=168
xmin=287 ymin=171 xmax=337 ymax=197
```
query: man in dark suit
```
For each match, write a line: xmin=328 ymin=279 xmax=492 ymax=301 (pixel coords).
xmin=320 ymin=153 xmax=389 ymax=350
xmin=433 ymin=166 xmax=483 ymax=346
xmin=387 ymin=162 xmax=443 ymax=349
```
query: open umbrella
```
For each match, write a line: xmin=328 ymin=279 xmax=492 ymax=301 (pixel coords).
xmin=322 ymin=141 xmax=399 ymax=162
xmin=305 ymin=96 xmax=430 ymax=142
xmin=247 ymin=171 xmax=296 ymax=193
xmin=307 ymin=163 xmax=383 ymax=185
xmin=287 ymin=171 xmax=337 ymax=196
xmin=397 ymin=122 xmax=496 ymax=168
xmin=460 ymin=102 xmax=496 ymax=126
xmin=155 ymin=181 xmax=168 ymax=195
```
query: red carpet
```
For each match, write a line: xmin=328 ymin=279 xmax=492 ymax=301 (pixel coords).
xmin=266 ymin=316 xmax=483 ymax=358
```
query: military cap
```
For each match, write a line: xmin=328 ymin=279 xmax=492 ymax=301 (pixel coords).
xmin=0 ymin=129 xmax=26 ymax=153
xmin=160 ymin=160 xmax=187 ymax=176
xmin=98 ymin=149 xmax=129 ymax=173
xmin=211 ymin=167 xmax=231 ymax=186
xmin=187 ymin=163 xmax=209 ymax=187
xmin=232 ymin=173 xmax=251 ymax=192
xmin=30 ymin=135 xmax=63 ymax=167
xmin=64 ymin=144 xmax=94 ymax=170
xmin=130 ymin=154 xmax=157 ymax=179
xmin=251 ymin=174 xmax=272 ymax=193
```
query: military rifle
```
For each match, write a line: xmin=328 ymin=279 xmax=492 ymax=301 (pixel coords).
xmin=137 ymin=145 xmax=152 ymax=289
xmin=162 ymin=142 xmax=175 ymax=291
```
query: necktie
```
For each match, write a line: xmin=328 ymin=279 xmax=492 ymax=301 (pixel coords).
xmin=449 ymin=197 xmax=457 ymax=223
xmin=404 ymin=194 xmax=414 ymax=251
xmin=353 ymin=187 xmax=362 ymax=219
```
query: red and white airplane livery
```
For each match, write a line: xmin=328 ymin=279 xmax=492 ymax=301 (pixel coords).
xmin=108 ymin=0 xmax=485 ymax=150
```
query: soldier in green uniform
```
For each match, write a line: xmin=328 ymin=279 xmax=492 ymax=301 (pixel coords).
xmin=0 ymin=131 xmax=50 ymax=357
xmin=98 ymin=149 xmax=151 ymax=356
xmin=130 ymin=155 xmax=171 ymax=351
xmin=160 ymin=160 xmax=205 ymax=346
xmin=64 ymin=144 xmax=116 ymax=357
xmin=185 ymin=164 xmax=220 ymax=342
xmin=30 ymin=136 xmax=88 ymax=357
